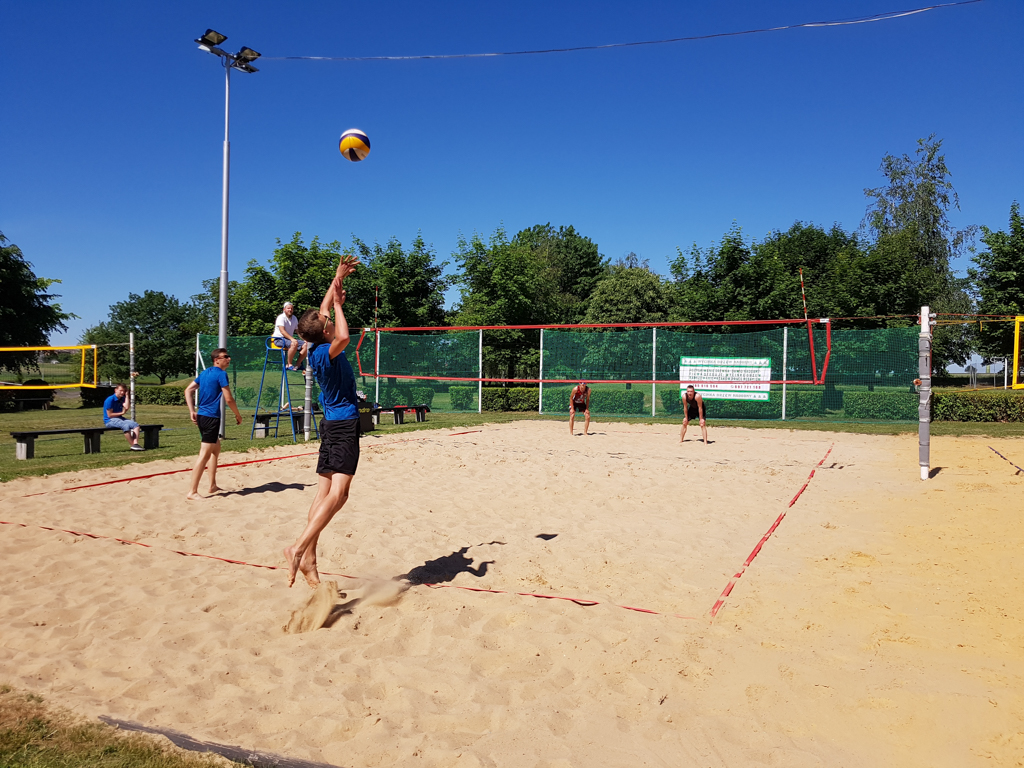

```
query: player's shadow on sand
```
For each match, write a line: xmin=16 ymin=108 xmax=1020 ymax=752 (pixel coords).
xmin=398 ymin=544 xmax=504 ymax=585
xmin=218 ymin=481 xmax=312 ymax=497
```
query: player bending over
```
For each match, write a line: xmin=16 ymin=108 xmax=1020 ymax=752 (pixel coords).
xmin=185 ymin=348 xmax=243 ymax=500
xmin=283 ymin=254 xmax=361 ymax=588
xmin=569 ymin=380 xmax=591 ymax=436
xmin=680 ymin=385 xmax=708 ymax=444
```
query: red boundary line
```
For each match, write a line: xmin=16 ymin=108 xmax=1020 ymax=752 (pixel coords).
xmin=709 ymin=442 xmax=834 ymax=620
xmin=0 ymin=519 xmax=697 ymax=621
xmin=20 ymin=431 xmax=483 ymax=498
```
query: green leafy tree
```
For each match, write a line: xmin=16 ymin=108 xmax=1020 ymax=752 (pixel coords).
xmin=83 ymin=291 xmax=197 ymax=384
xmin=453 ymin=227 xmax=550 ymax=380
xmin=583 ymin=262 xmax=672 ymax=325
xmin=970 ymin=202 xmax=1024 ymax=362
xmin=0 ymin=231 xmax=74 ymax=354
xmin=514 ymin=224 xmax=607 ymax=323
xmin=351 ymin=233 xmax=450 ymax=328
xmin=862 ymin=135 xmax=975 ymax=369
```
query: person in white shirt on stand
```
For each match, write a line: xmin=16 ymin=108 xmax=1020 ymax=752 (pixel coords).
xmin=273 ymin=301 xmax=308 ymax=371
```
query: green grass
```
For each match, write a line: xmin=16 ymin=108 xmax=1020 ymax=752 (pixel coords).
xmin=4 ymin=396 xmax=1023 ymax=484
xmin=0 ymin=686 xmax=233 ymax=767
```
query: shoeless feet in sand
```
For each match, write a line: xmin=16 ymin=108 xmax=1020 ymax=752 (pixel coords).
xmin=185 ymin=492 xmax=204 ymax=501
xmin=283 ymin=546 xmax=321 ymax=589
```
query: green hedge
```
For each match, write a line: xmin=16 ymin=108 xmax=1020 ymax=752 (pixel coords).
xmin=448 ymin=386 xmax=476 ymax=410
xmin=134 ymin=386 xmax=187 ymax=406
xmin=843 ymin=391 xmax=917 ymax=420
xmin=377 ymin=385 xmax=435 ymax=408
xmin=931 ymin=390 xmax=1024 ymax=422
xmin=659 ymin=389 xmax=824 ymax=419
xmin=81 ymin=386 xmax=115 ymax=408
xmin=478 ymin=387 xmax=539 ymax=412
xmin=542 ymin=387 xmax=646 ymax=414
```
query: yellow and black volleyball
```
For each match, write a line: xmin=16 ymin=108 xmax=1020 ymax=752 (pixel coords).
xmin=339 ymin=128 xmax=371 ymax=162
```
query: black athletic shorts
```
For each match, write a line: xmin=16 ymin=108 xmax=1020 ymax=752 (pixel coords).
xmin=316 ymin=418 xmax=360 ymax=476
xmin=196 ymin=414 xmax=221 ymax=444
xmin=573 ymin=402 xmax=587 ymax=413
xmin=685 ymin=404 xmax=706 ymax=421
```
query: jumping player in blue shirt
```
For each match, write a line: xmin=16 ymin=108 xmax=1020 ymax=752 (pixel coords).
xmin=283 ymin=253 xmax=361 ymax=588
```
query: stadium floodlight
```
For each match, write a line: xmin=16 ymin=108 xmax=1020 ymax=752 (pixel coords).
xmin=194 ymin=28 xmax=260 ymax=434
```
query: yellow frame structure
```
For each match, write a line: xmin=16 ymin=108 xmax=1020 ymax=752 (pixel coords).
xmin=1014 ymin=317 xmax=1024 ymax=390
xmin=0 ymin=345 xmax=98 ymax=389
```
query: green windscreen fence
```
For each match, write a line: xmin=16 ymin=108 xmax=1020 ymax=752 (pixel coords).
xmin=204 ymin=326 xmax=919 ymax=420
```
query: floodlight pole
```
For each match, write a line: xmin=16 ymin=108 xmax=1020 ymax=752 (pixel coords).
xmin=218 ymin=62 xmax=231 ymax=437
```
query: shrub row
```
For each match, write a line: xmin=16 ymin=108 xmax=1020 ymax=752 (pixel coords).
xmin=843 ymin=391 xmax=917 ymax=420
xmin=931 ymin=390 xmax=1024 ymax=422
xmin=376 ymin=385 xmax=435 ymax=408
xmin=542 ymin=387 xmax=646 ymax=414
xmin=658 ymin=389 xmax=826 ymax=419
xmin=134 ymin=386 xmax=187 ymax=406
xmin=449 ymin=386 xmax=476 ymax=410
xmin=479 ymin=387 xmax=539 ymax=412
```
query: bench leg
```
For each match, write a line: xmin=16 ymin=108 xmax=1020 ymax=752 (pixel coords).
xmin=394 ymin=410 xmax=404 ymax=425
xmin=15 ymin=437 xmax=34 ymax=460
xmin=143 ymin=427 xmax=160 ymax=450
xmin=84 ymin=433 xmax=102 ymax=454
xmin=416 ymin=409 xmax=426 ymax=422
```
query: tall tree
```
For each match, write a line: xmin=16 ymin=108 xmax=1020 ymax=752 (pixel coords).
xmin=351 ymin=233 xmax=450 ymax=328
xmin=0 ymin=231 xmax=74 ymax=350
xmin=971 ymin=202 xmax=1024 ymax=362
xmin=83 ymin=291 xmax=197 ymax=384
xmin=514 ymin=224 xmax=607 ymax=323
xmin=861 ymin=135 xmax=975 ymax=369
xmin=583 ymin=264 xmax=672 ymax=325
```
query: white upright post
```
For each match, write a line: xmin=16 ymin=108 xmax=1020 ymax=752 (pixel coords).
xmin=538 ymin=328 xmax=544 ymax=414
xmin=374 ymin=330 xmax=380 ymax=405
xmin=129 ymin=331 xmax=136 ymax=421
xmin=919 ymin=305 xmax=932 ymax=481
xmin=218 ymin=64 xmax=231 ymax=440
xmin=781 ymin=327 xmax=788 ymax=421
xmin=1005 ymin=357 xmax=1009 ymax=389
xmin=195 ymin=333 xmax=200 ymax=377
xmin=651 ymin=327 xmax=657 ymax=417
xmin=303 ymin=366 xmax=312 ymax=442
xmin=478 ymin=329 xmax=483 ymax=414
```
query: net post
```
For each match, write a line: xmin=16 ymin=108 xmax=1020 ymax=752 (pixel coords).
xmin=651 ymin=327 xmax=657 ymax=417
xmin=195 ymin=334 xmax=200 ymax=377
xmin=538 ymin=328 xmax=544 ymax=414
xmin=92 ymin=345 xmax=97 ymax=386
xmin=303 ymin=366 xmax=312 ymax=442
xmin=374 ymin=330 xmax=380 ymax=405
xmin=478 ymin=329 xmax=483 ymax=414
xmin=129 ymin=332 xmax=136 ymax=421
xmin=919 ymin=305 xmax=932 ymax=481
xmin=781 ymin=327 xmax=788 ymax=421
xmin=80 ymin=345 xmax=86 ymax=390
xmin=1013 ymin=317 xmax=1023 ymax=389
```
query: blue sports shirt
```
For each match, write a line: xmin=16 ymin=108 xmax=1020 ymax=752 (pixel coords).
xmin=195 ymin=366 xmax=230 ymax=417
xmin=307 ymin=343 xmax=358 ymax=421
xmin=102 ymin=394 xmax=124 ymax=424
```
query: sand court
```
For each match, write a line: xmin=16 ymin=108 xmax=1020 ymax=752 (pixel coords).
xmin=1 ymin=420 xmax=1023 ymax=767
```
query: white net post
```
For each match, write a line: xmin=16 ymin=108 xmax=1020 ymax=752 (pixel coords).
xmin=538 ymin=328 xmax=544 ymax=414
xmin=781 ymin=327 xmax=788 ymax=421
xmin=478 ymin=329 xmax=483 ymax=414
xmin=918 ymin=305 xmax=933 ymax=481
xmin=651 ymin=327 xmax=657 ymax=417
xmin=304 ymin=366 xmax=312 ymax=442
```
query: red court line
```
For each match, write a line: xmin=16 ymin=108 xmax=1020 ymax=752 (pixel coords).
xmin=0 ymin=518 xmax=696 ymax=621
xmin=20 ymin=431 xmax=483 ymax=497
xmin=709 ymin=442 xmax=834 ymax=620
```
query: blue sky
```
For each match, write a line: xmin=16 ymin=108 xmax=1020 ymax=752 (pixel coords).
xmin=2 ymin=0 xmax=1021 ymax=345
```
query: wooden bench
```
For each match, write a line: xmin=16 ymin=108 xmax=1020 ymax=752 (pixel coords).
xmin=10 ymin=425 xmax=163 ymax=460
xmin=252 ymin=411 xmax=317 ymax=439
xmin=377 ymin=405 xmax=430 ymax=425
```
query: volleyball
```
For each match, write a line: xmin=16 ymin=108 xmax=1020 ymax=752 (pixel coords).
xmin=339 ymin=129 xmax=371 ymax=162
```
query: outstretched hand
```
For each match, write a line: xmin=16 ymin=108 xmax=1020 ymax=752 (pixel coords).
xmin=335 ymin=254 xmax=360 ymax=281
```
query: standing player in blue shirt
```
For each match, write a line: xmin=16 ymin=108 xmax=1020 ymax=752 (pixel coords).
xmin=184 ymin=347 xmax=242 ymax=500
xmin=284 ymin=254 xmax=361 ymax=588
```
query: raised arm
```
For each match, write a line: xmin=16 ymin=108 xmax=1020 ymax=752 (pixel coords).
xmin=328 ymin=280 xmax=351 ymax=359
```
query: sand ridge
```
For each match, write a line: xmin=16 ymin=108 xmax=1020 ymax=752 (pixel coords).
xmin=1 ymin=421 xmax=1022 ymax=766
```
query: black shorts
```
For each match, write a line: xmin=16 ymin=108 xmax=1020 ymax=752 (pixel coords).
xmin=573 ymin=402 xmax=587 ymax=413
xmin=196 ymin=414 xmax=221 ymax=444
xmin=316 ymin=418 xmax=360 ymax=476
xmin=685 ymin=405 xmax=706 ymax=421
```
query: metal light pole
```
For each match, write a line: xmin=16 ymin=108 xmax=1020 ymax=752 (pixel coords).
xmin=195 ymin=30 xmax=260 ymax=436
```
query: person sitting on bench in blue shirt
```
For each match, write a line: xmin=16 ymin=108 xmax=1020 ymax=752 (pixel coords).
xmin=103 ymin=383 xmax=143 ymax=451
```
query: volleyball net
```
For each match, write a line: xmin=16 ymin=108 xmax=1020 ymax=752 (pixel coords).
xmin=0 ymin=345 xmax=98 ymax=390
xmin=351 ymin=320 xmax=924 ymax=421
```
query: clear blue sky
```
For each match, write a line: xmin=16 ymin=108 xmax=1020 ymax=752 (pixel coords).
xmin=2 ymin=0 xmax=1021 ymax=345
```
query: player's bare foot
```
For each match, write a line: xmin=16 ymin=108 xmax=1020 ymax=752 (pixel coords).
xmin=208 ymin=485 xmax=223 ymax=494
xmin=283 ymin=545 xmax=301 ymax=587
xmin=185 ymin=492 xmax=204 ymax=501
xmin=299 ymin=554 xmax=320 ymax=589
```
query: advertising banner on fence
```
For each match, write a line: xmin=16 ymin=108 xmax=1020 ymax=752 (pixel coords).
xmin=680 ymin=356 xmax=772 ymax=401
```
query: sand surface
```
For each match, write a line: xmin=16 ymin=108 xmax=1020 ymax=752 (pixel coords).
xmin=1 ymin=421 xmax=1022 ymax=767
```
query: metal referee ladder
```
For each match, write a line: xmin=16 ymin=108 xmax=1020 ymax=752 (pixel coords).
xmin=251 ymin=337 xmax=319 ymax=442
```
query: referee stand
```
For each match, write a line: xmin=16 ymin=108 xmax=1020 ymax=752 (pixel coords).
xmin=251 ymin=337 xmax=319 ymax=442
